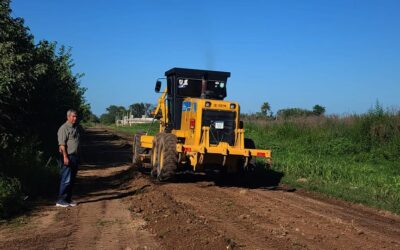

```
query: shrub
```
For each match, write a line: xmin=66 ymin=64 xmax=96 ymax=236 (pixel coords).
xmin=0 ymin=176 xmax=24 ymax=219
xmin=0 ymin=0 xmax=88 ymax=218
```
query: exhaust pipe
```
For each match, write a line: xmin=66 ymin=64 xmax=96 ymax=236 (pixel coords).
xmin=200 ymin=75 xmax=207 ymax=98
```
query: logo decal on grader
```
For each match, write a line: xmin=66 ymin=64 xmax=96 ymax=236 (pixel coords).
xmin=182 ymin=101 xmax=191 ymax=112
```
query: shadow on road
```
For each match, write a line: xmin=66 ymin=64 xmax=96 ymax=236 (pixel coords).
xmin=79 ymin=129 xmax=131 ymax=170
xmin=138 ymin=166 xmax=289 ymax=190
xmin=77 ymin=185 xmax=150 ymax=205
xmin=73 ymin=129 xmax=140 ymax=203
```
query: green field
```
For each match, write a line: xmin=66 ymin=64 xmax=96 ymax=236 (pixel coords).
xmin=246 ymin=112 xmax=400 ymax=214
xmin=108 ymin=123 xmax=159 ymax=136
xmin=110 ymin=108 xmax=400 ymax=214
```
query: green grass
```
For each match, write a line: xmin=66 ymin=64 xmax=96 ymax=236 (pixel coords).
xmin=0 ymin=176 xmax=25 ymax=218
xmin=106 ymin=123 xmax=158 ymax=136
xmin=0 ymin=214 xmax=31 ymax=228
xmin=0 ymin=141 xmax=60 ymax=219
xmin=245 ymin=111 xmax=400 ymax=214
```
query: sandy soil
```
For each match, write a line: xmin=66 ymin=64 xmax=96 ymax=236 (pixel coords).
xmin=0 ymin=127 xmax=399 ymax=250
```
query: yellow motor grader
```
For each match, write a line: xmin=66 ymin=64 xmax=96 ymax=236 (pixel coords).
xmin=132 ymin=68 xmax=271 ymax=180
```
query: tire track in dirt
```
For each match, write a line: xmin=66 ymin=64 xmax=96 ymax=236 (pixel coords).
xmin=127 ymin=176 xmax=400 ymax=250
xmin=252 ymin=189 xmax=400 ymax=241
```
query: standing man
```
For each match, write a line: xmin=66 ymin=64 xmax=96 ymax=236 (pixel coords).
xmin=56 ymin=109 xmax=82 ymax=207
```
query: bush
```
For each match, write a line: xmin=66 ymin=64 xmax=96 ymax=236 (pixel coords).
xmin=0 ymin=0 xmax=89 ymax=218
xmin=0 ymin=176 xmax=24 ymax=218
xmin=0 ymin=138 xmax=59 ymax=219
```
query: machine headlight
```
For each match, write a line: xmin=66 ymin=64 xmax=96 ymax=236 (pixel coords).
xmin=205 ymin=101 xmax=211 ymax=107
xmin=230 ymin=103 xmax=236 ymax=109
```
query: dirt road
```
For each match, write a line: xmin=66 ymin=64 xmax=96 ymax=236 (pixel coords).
xmin=1 ymin=128 xmax=399 ymax=249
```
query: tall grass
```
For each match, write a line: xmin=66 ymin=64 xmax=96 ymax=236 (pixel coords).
xmin=0 ymin=139 xmax=59 ymax=219
xmin=245 ymin=108 xmax=400 ymax=213
xmin=0 ymin=176 xmax=25 ymax=218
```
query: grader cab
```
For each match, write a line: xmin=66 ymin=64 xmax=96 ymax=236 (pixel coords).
xmin=132 ymin=68 xmax=271 ymax=180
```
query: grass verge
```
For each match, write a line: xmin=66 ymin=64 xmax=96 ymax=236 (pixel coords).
xmin=104 ymin=123 xmax=158 ymax=136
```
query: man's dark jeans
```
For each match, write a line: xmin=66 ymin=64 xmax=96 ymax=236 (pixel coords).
xmin=58 ymin=154 xmax=78 ymax=203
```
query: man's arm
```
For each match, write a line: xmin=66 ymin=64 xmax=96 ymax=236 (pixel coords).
xmin=59 ymin=144 xmax=69 ymax=166
xmin=58 ymin=125 xmax=69 ymax=166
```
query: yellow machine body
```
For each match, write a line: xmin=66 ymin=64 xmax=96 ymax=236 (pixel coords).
xmin=139 ymin=89 xmax=271 ymax=171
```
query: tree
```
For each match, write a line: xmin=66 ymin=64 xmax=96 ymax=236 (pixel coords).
xmin=98 ymin=105 xmax=127 ymax=124
xmin=276 ymin=105 xmax=326 ymax=119
xmin=313 ymin=105 xmax=326 ymax=116
xmin=260 ymin=102 xmax=271 ymax=117
xmin=99 ymin=113 xmax=115 ymax=124
xmin=277 ymin=108 xmax=312 ymax=119
xmin=1 ymin=0 xmax=89 ymax=155
xmin=0 ymin=0 xmax=91 ymax=216
xmin=129 ymin=103 xmax=146 ymax=118
xmin=129 ymin=102 xmax=153 ymax=117
xmin=106 ymin=105 xmax=127 ymax=117
xmin=99 ymin=103 xmax=155 ymax=124
xmin=87 ymin=113 xmax=99 ymax=123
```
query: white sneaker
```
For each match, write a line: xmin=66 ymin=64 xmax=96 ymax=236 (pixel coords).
xmin=56 ymin=201 xmax=69 ymax=208
xmin=68 ymin=201 xmax=78 ymax=207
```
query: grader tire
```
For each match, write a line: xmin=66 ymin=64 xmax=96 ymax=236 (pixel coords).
xmin=156 ymin=133 xmax=177 ymax=181
xmin=132 ymin=132 xmax=146 ymax=166
xmin=150 ymin=133 xmax=163 ymax=177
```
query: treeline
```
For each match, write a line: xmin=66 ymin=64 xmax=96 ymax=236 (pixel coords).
xmin=242 ymin=102 xmax=326 ymax=120
xmin=99 ymin=101 xmax=326 ymax=124
xmin=99 ymin=103 xmax=154 ymax=124
xmin=0 ymin=0 xmax=90 ymax=218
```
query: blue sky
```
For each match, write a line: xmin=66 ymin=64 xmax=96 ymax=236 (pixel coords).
xmin=11 ymin=0 xmax=400 ymax=115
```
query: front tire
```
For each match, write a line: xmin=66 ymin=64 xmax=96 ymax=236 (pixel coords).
xmin=150 ymin=133 xmax=163 ymax=177
xmin=156 ymin=133 xmax=177 ymax=181
xmin=132 ymin=132 xmax=146 ymax=166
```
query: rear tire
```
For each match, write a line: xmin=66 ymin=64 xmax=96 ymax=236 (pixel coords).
xmin=156 ymin=133 xmax=177 ymax=181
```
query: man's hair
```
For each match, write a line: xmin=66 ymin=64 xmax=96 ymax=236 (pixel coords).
xmin=67 ymin=109 xmax=77 ymax=117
